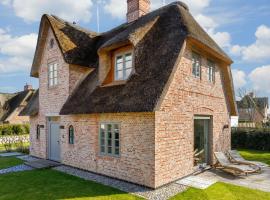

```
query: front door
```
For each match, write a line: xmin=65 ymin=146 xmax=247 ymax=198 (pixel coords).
xmin=194 ymin=116 xmax=211 ymax=165
xmin=49 ymin=121 xmax=60 ymax=161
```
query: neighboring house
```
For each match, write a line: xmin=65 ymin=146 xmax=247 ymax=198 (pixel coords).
xmin=237 ymin=93 xmax=269 ymax=127
xmin=0 ymin=84 xmax=35 ymax=124
xmin=20 ymin=1 xmax=237 ymax=188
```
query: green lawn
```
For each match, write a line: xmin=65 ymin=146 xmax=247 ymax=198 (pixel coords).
xmin=0 ymin=157 xmax=23 ymax=169
xmin=238 ymin=149 xmax=270 ymax=165
xmin=171 ymin=182 xmax=270 ymax=200
xmin=0 ymin=169 xmax=142 ymax=200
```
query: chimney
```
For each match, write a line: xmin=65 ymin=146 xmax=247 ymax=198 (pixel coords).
xmin=24 ymin=83 xmax=32 ymax=91
xmin=127 ymin=0 xmax=150 ymax=23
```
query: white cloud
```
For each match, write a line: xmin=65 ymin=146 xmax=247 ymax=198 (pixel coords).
xmin=230 ymin=25 xmax=270 ymax=62
xmin=1 ymin=0 xmax=93 ymax=23
xmin=0 ymin=29 xmax=37 ymax=74
xmin=249 ymin=65 xmax=270 ymax=93
xmin=231 ymin=69 xmax=247 ymax=89
xmin=104 ymin=0 xmax=126 ymax=19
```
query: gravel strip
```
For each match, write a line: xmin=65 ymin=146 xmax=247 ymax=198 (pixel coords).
xmin=0 ymin=164 xmax=33 ymax=174
xmin=54 ymin=165 xmax=187 ymax=200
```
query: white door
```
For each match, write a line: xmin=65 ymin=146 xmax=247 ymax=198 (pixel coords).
xmin=49 ymin=122 xmax=60 ymax=161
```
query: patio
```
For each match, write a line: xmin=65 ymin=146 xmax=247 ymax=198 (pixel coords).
xmin=177 ymin=165 xmax=270 ymax=193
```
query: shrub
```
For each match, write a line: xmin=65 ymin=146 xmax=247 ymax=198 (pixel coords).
xmin=0 ymin=124 xmax=29 ymax=136
xmin=232 ymin=128 xmax=270 ymax=151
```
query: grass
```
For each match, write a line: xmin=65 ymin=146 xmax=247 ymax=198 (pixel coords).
xmin=0 ymin=156 xmax=24 ymax=169
xmin=0 ymin=169 xmax=142 ymax=200
xmin=238 ymin=149 xmax=270 ymax=165
xmin=171 ymin=182 xmax=270 ymax=200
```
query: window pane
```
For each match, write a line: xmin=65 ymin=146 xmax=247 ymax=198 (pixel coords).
xmin=116 ymin=70 xmax=123 ymax=80
xmin=108 ymin=147 xmax=112 ymax=154
xmin=49 ymin=64 xmax=53 ymax=72
xmin=115 ymin=140 xmax=119 ymax=148
xmin=125 ymin=60 xmax=132 ymax=69
xmin=54 ymin=77 xmax=58 ymax=85
xmin=125 ymin=53 xmax=132 ymax=61
xmin=101 ymin=146 xmax=105 ymax=153
xmin=116 ymin=62 xmax=123 ymax=71
xmin=115 ymin=148 xmax=119 ymax=155
xmin=54 ymin=63 xmax=58 ymax=70
xmin=116 ymin=56 xmax=123 ymax=64
xmin=49 ymin=79 xmax=53 ymax=86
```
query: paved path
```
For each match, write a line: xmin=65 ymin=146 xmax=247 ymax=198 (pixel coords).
xmin=54 ymin=165 xmax=187 ymax=200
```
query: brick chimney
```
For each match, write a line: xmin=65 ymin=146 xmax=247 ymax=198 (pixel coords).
xmin=24 ymin=83 xmax=32 ymax=91
xmin=127 ymin=0 xmax=150 ymax=23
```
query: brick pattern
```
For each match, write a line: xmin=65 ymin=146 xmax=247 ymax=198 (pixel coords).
xmin=127 ymin=0 xmax=150 ymax=23
xmin=60 ymin=113 xmax=155 ymax=187
xmin=154 ymin=42 xmax=231 ymax=187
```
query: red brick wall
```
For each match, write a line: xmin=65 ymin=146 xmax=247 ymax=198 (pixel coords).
xmin=154 ymin=42 xmax=231 ymax=187
xmin=60 ymin=113 xmax=155 ymax=187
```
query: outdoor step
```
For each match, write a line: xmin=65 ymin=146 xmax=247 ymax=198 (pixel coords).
xmin=24 ymin=159 xmax=61 ymax=169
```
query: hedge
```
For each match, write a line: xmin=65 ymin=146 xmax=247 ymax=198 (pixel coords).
xmin=232 ymin=128 xmax=270 ymax=151
xmin=0 ymin=124 xmax=30 ymax=136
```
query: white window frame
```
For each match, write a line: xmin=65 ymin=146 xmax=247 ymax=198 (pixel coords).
xmin=207 ymin=60 xmax=215 ymax=83
xmin=114 ymin=52 xmax=133 ymax=81
xmin=48 ymin=63 xmax=58 ymax=87
xmin=192 ymin=52 xmax=201 ymax=79
xmin=99 ymin=122 xmax=120 ymax=157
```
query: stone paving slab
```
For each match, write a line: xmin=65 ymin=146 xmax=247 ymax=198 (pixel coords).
xmin=54 ymin=165 xmax=187 ymax=200
xmin=0 ymin=152 xmax=23 ymax=157
xmin=16 ymin=155 xmax=40 ymax=162
xmin=176 ymin=175 xmax=217 ymax=189
xmin=197 ymin=166 xmax=270 ymax=192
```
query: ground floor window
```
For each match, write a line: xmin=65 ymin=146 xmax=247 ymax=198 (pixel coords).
xmin=68 ymin=125 xmax=74 ymax=144
xmin=36 ymin=125 xmax=40 ymax=140
xmin=99 ymin=123 xmax=120 ymax=156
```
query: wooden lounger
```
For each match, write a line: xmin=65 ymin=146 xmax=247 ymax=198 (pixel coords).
xmin=213 ymin=152 xmax=261 ymax=176
xmin=227 ymin=150 xmax=267 ymax=169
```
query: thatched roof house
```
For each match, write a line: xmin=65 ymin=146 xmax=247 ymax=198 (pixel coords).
xmin=20 ymin=1 xmax=237 ymax=188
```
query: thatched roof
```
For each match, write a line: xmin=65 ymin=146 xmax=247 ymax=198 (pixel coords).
xmin=29 ymin=1 xmax=236 ymax=116
xmin=0 ymin=90 xmax=34 ymax=122
xmin=19 ymin=90 xmax=39 ymax=116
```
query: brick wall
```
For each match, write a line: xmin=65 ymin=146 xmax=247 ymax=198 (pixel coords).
xmin=60 ymin=113 xmax=155 ymax=187
xmin=29 ymin=115 xmax=47 ymax=158
xmin=154 ymin=41 xmax=231 ymax=187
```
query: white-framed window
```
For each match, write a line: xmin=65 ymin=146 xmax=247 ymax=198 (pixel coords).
xmin=207 ymin=60 xmax=215 ymax=83
xmin=48 ymin=63 xmax=58 ymax=87
xmin=115 ymin=52 xmax=133 ymax=81
xmin=192 ymin=52 xmax=201 ymax=78
xmin=99 ymin=123 xmax=120 ymax=156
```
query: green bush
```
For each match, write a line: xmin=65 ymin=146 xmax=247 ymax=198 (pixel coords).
xmin=0 ymin=124 xmax=29 ymax=136
xmin=232 ymin=128 xmax=270 ymax=151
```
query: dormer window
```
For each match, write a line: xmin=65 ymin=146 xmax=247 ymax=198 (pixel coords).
xmin=115 ymin=52 xmax=133 ymax=81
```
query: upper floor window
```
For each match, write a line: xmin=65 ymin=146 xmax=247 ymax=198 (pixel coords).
xmin=207 ymin=60 xmax=215 ymax=83
xmin=99 ymin=123 xmax=120 ymax=156
xmin=192 ymin=52 xmax=201 ymax=78
xmin=115 ymin=52 xmax=133 ymax=81
xmin=48 ymin=63 xmax=58 ymax=87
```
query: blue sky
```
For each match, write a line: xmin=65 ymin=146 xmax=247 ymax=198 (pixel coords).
xmin=0 ymin=0 xmax=270 ymax=99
